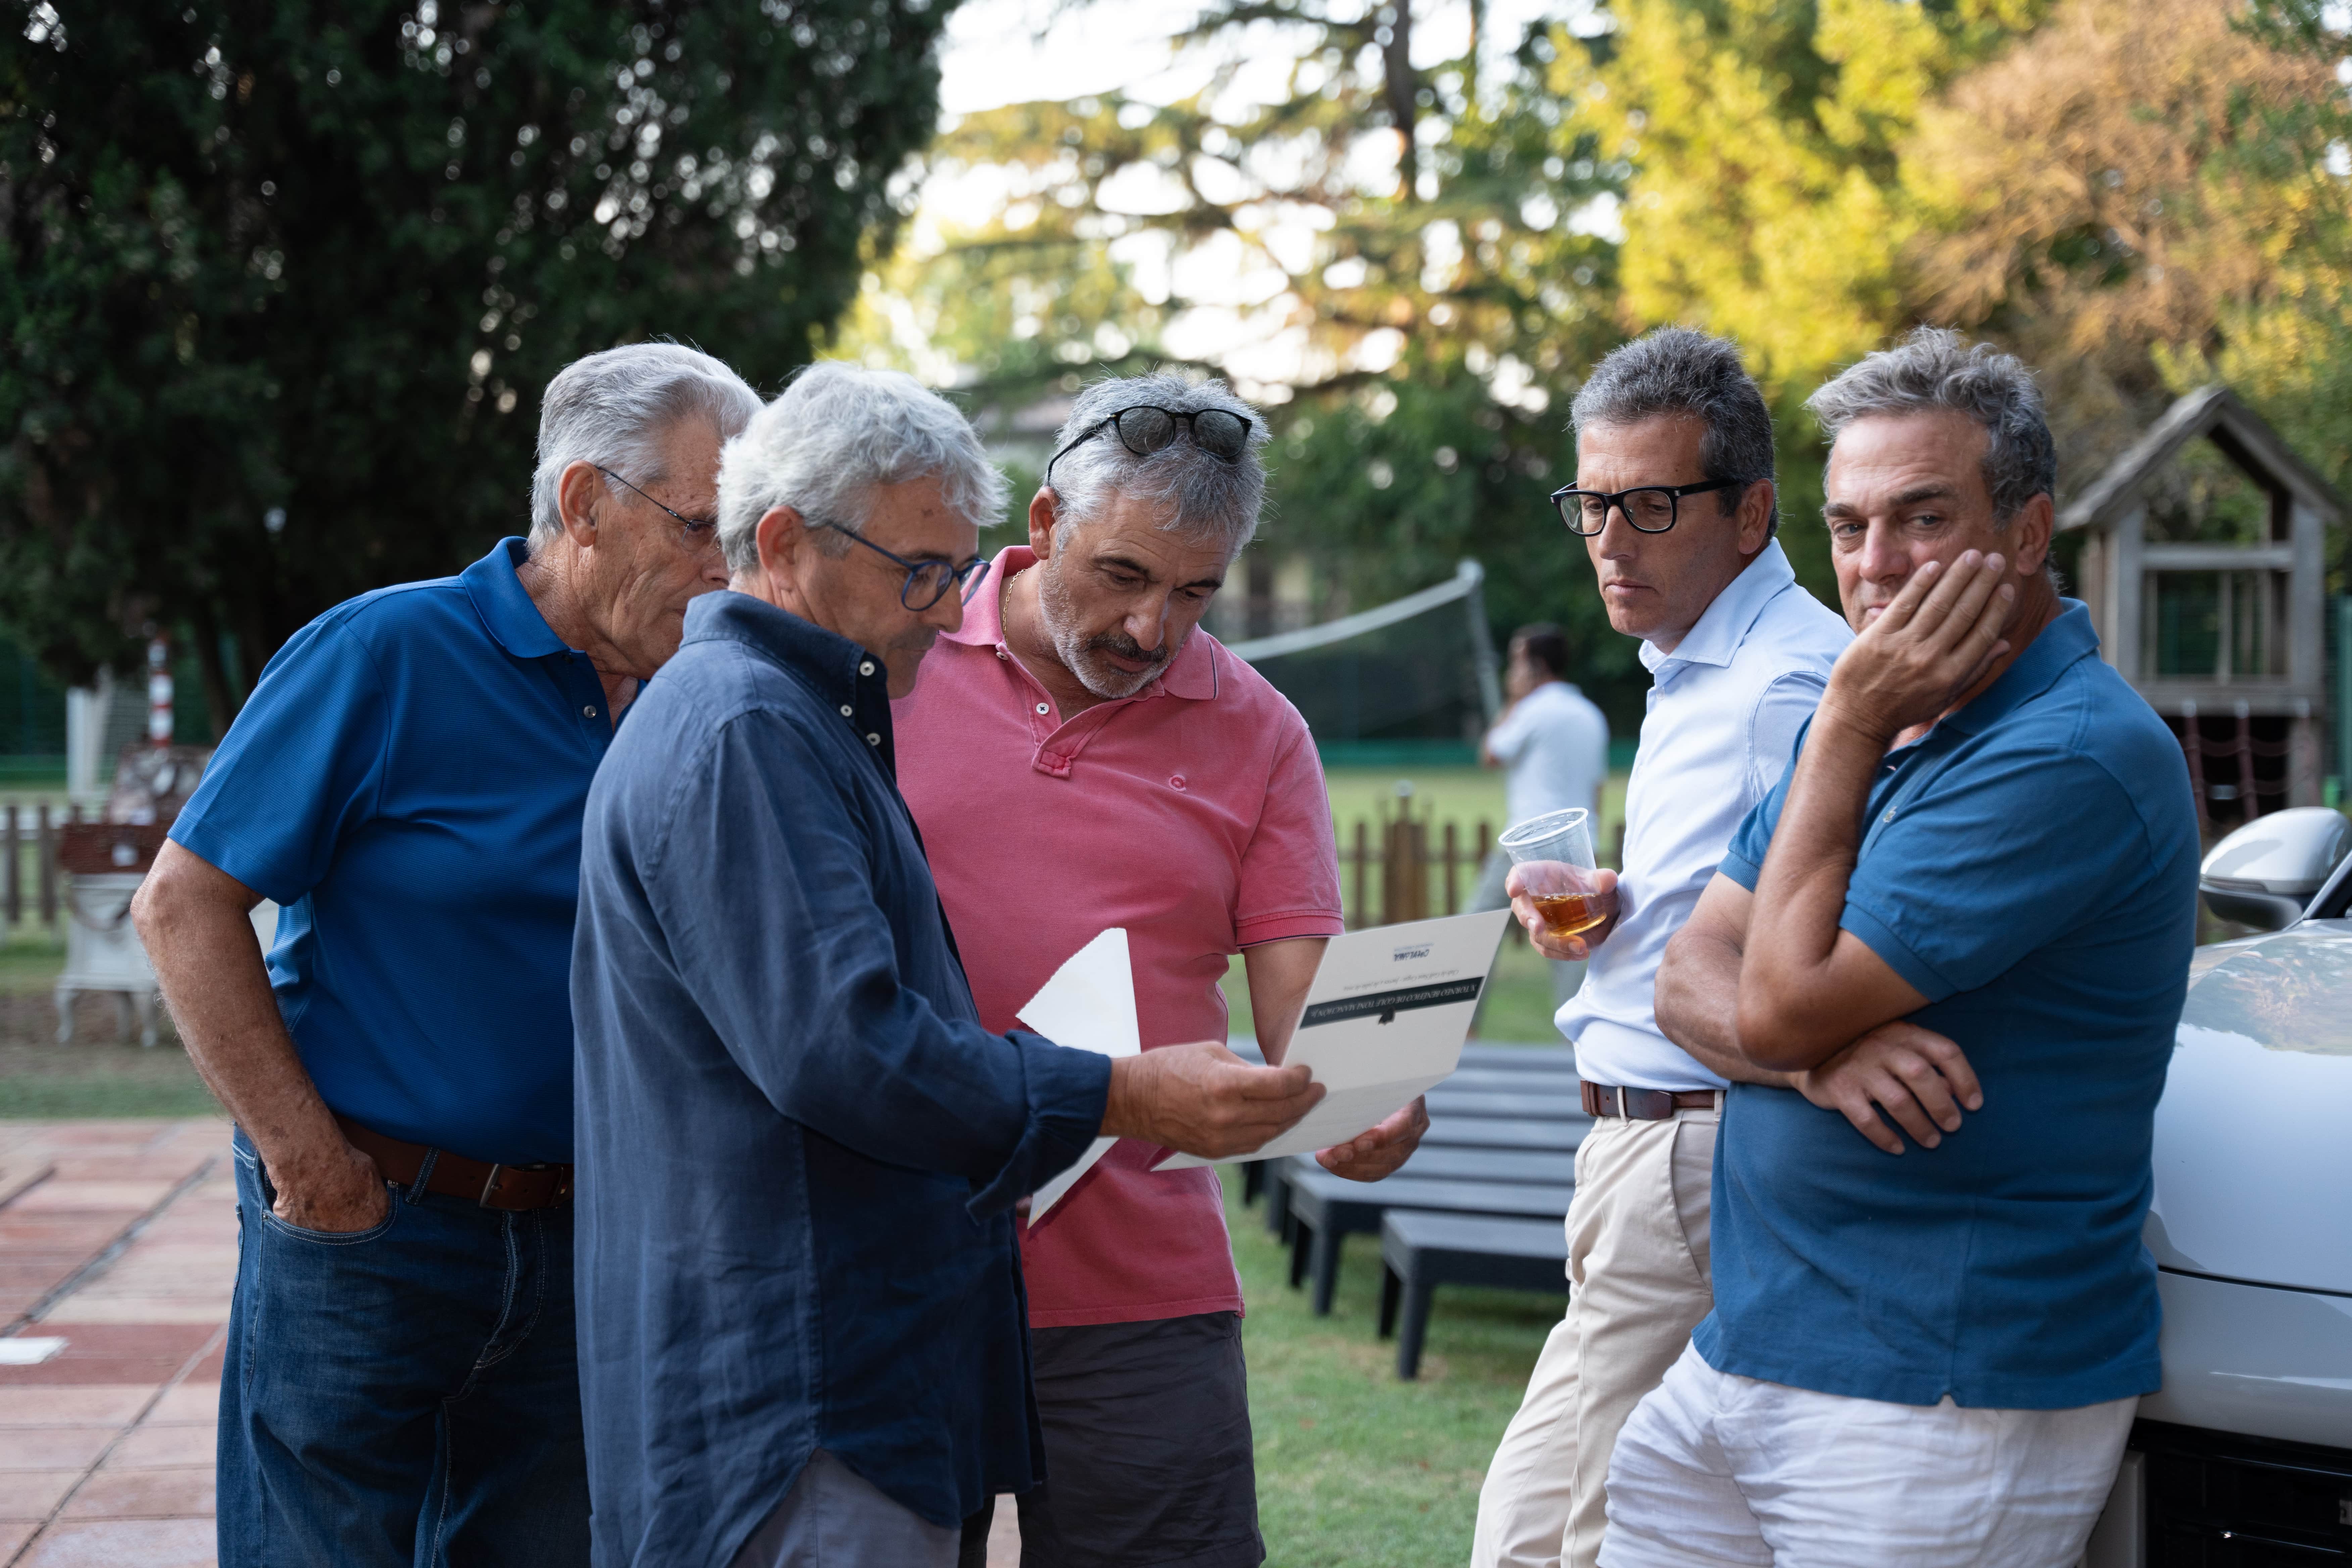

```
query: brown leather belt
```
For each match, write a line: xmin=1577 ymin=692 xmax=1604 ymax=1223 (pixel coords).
xmin=335 ymin=1116 xmax=574 ymax=1211
xmin=1582 ymin=1082 xmax=1722 ymax=1121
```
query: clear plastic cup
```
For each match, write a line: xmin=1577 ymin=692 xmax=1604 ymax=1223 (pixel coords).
xmin=1498 ymin=807 xmax=1612 ymax=939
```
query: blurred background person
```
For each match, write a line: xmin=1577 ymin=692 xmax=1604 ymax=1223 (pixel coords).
xmin=1476 ymin=622 xmax=1610 ymax=1004
xmin=132 ymin=344 xmax=759 ymax=1568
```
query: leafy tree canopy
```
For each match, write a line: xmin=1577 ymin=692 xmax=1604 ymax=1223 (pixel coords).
xmin=2 ymin=0 xmax=955 ymax=728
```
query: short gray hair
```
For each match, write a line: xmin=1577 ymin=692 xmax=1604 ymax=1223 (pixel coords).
xmin=717 ymin=361 xmax=1008 ymax=573
xmin=529 ymin=343 xmax=761 ymax=547
xmin=1046 ymin=372 xmax=1271 ymax=555
xmin=1570 ymin=328 xmax=1778 ymax=534
xmin=1807 ymin=327 xmax=2057 ymax=521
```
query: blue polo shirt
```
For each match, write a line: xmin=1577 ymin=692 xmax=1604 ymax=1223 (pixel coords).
xmin=170 ymin=539 xmax=613 ymax=1164
xmin=1699 ymin=601 xmax=2199 ymax=1410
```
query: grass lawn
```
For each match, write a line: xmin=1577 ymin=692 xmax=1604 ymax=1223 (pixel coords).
xmin=1222 ymin=1164 xmax=1556 ymax=1565
xmin=0 ymin=931 xmax=219 ymax=1118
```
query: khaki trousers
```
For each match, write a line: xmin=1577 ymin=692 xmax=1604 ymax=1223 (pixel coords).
xmin=1471 ymin=1102 xmax=1719 ymax=1568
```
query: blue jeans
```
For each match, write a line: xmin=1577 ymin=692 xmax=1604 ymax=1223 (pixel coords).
xmin=220 ymin=1132 xmax=589 ymax=1568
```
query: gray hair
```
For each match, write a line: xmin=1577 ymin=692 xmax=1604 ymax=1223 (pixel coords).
xmin=1807 ymin=327 xmax=2057 ymax=522
xmin=1570 ymin=327 xmax=1779 ymax=534
xmin=717 ymin=361 xmax=1008 ymax=573
xmin=529 ymin=343 xmax=762 ymax=547
xmin=1046 ymin=372 xmax=1271 ymax=555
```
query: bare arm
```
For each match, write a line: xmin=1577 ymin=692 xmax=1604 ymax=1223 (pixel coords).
xmin=1654 ymin=876 xmax=1794 ymax=1087
xmin=130 ymin=841 xmax=388 ymax=1230
xmin=1657 ymin=872 xmax=1987 ymax=1154
xmin=1737 ymin=552 xmax=2014 ymax=1070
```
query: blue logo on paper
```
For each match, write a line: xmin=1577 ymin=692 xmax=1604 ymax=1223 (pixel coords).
xmin=1393 ymin=943 xmax=1432 ymax=962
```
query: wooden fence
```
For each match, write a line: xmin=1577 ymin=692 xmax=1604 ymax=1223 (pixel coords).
xmin=4 ymin=804 xmax=64 ymax=935
xmin=1338 ymin=808 xmax=1494 ymax=929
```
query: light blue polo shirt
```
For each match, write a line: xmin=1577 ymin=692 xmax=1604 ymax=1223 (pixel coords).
xmin=170 ymin=539 xmax=615 ymax=1164
xmin=1698 ymin=601 xmax=2199 ymax=1409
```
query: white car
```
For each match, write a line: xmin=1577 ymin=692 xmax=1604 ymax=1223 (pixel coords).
xmin=2086 ymin=806 xmax=2352 ymax=1566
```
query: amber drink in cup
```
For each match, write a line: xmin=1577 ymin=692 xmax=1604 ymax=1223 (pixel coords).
xmin=1498 ymin=808 xmax=1612 ymax=939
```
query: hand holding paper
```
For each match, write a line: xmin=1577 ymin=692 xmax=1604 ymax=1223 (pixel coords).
xmin=1157 ymin=910 xmax=1511 ymax=1172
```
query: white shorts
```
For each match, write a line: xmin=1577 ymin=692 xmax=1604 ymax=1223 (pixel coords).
xmin=1598 ymin=1344 xmax=2136 ymax=1568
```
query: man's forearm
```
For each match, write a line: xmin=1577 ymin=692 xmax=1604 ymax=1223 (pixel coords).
xmin=1655 ymin=923 xmax=1792 ymax=1088
xmin=133 ymin=852 xmax=352 ymax=1182
xmin=1734 ymin=706 xmax=1889 ymax=1065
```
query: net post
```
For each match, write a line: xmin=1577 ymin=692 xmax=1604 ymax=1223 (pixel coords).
xmin=4 ymin=805 xmax=18 ymax=930
xmin=1458 ymin=559 xmax=1505 ymax=725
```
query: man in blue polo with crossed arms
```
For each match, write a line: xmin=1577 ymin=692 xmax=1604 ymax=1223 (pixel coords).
xmin=1626 ymin=329 xmax=2199 ymax=1566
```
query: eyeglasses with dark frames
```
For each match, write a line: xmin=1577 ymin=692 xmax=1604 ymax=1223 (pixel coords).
xmin=811 ymin=522 xmax=992 ymax=611
xmin=594 ymin=465 xmax=722 ymax=552
xmin=1551 ymin=478 xmax=1747 ymax=537
xmin=1044 ymin=405 xmax=1257 ymax=490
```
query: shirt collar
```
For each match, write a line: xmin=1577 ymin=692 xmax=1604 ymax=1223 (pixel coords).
xmin=1937 ymin=599 xmax=2099 ymax=737
xmin=683 ymin=589 xmax=899 ymax=767
xmin=1639 ymin=539 xmax=1798 ymax=675
xmin=948 ymin=544 xmax=1219 ymax=702
xmin=461 ymin=538 xmax=570 ymax=660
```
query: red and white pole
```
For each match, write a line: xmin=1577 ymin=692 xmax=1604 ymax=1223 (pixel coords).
xmin=147 ymin=635 xmax=173 ymax=749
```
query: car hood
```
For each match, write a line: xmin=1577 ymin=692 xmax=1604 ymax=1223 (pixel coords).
xmin=2147 ymin=920 xmax=2352 ymax=1295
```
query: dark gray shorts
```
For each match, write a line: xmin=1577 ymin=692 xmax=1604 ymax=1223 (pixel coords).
xmin=961 ymin=1312 xmax=1262 ymax=1568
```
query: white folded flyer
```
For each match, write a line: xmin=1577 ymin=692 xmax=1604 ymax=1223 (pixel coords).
xmin=1154 ymin=909 xmax=1512 ymax=1171
xmin=1016 ymin=928 xmax=1141 ymax=1223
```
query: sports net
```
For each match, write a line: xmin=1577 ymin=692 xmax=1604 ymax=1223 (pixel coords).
xmin=1226 ymin=560 xmax=1504 ymax=744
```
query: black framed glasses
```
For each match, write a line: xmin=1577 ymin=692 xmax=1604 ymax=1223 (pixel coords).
xmin=595 ymin=465 xmax=721 ymax=553
xmin=1044 ymin=405 xmax=1256 ymax=489
xmin=811 ymin=522 xmax=991 ymax=611
xmin=1551 ymin=478 xmax=1746 ymax=536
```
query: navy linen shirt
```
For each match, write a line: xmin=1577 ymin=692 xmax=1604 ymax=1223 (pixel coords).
xmin=169 ymin=539 xmax=613 ymax=1163
xmin=1700 ymin=602 xmax=2198 ymax=1410
xmin=572 ymin=590 xmax=1114 ymax=1564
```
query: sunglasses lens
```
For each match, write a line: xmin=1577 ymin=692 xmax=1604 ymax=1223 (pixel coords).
xmin=1192 ymin=410 xmax=1248 ymax=459
xmin=1114 ymin=407 xmax=1177 ymax=456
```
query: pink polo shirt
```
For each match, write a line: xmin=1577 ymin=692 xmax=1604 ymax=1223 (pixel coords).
xmin=894 ymin=547 xmax=1345 ymax=1328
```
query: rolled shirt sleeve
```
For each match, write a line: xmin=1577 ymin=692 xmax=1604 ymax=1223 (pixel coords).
xmin=648 ymin=709 xmax=1110 ymax=1215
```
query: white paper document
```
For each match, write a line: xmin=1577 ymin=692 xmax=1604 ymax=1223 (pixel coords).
xmin=1155 ymin=909 xmax=1512 ymax=1171
xmin=1017 ymin=928 xmax=1141 ymax=1222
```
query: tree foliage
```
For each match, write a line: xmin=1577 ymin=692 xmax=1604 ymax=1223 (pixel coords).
xmin=2 ymin=0 xmax=954 ymax=725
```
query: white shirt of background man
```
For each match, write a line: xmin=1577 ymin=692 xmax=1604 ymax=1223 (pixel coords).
xmin=1556 ymin=539 xmax=1850 ymax=1092
xmin=1486 ymin=680 xmax=1610 ymax=830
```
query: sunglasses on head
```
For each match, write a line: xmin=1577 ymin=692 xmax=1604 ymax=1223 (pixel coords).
xmin=1044 ymin=405 xmax=1255 ymax=489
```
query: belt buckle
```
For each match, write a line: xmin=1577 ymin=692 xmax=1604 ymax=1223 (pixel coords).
xmin=478 ymin=1164 xmax=509 ymax=1207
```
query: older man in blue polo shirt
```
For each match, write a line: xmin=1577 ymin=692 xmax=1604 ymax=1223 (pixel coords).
xmin=1620 ymin=330 xmax=2200 ymax=1567
xmin=131 ymin=343 xmax=759 ymax=1568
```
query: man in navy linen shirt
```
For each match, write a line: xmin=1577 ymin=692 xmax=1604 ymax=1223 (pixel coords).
xmin=570 ymin=363 xmax=1322 ymax=1568
xmin=1612 ymin=331 xmax=2199 ymax=1568
xmin=131 ymin=344 xmax=760 ymax=1567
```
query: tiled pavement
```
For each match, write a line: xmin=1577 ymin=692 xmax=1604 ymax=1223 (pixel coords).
xmin=0 ymin=1118 xmax=1022 ymax=1567
xmin=0 ymin=1119 xmax=231 ymax=1568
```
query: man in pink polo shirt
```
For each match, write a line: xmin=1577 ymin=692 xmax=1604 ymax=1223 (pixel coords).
xmin=898 ymin=373 xmax=1426 ymax=1568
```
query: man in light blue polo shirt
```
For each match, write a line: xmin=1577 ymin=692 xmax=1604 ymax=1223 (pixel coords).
xmin=131 ymin=344 xmax=758 ymax=1568
xmin=1620 ymin=329 xmax=2199 ymax=1568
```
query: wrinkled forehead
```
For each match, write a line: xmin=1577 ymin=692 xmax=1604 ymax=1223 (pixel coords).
xmin=1062 ymin=494 xmax=1238 ymax=577
xmin=1823 ymin=409 xmax=1994 ymax=516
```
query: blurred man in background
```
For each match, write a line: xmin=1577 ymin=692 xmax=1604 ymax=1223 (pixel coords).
xmin=1477 ymin=622 xmax=1610 ymax=1004
xmin=894 ymin=371 xmax=1427 ymax=1568
xmin=134 ymin=344 xmax=758 ymax=1568
xmin=1472 ymin=328 xmax=1851 ymax=1568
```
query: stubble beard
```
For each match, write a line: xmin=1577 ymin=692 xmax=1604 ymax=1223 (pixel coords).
xmin=1037 ymin=559 xmax=1175 ymax=700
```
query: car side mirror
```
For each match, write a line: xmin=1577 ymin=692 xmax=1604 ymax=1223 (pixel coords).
xmin=2198 ymin=807 xmax=2352 ymax=931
